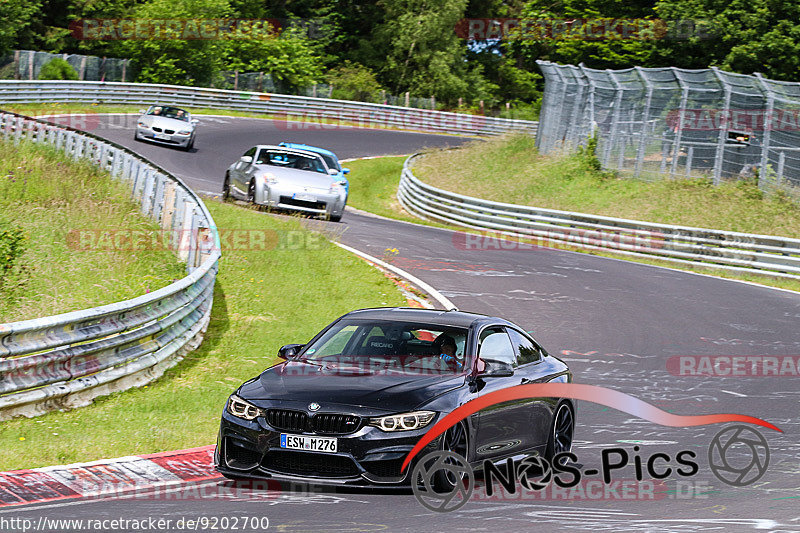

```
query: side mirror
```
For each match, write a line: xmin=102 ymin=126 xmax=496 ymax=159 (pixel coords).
xmin=191 ymin=119 xmax=199 ymax=125
xmin=138 ymin=109 xmax=146 ymax=114
xmin=240 ymin=155 xmax=253 ymax=164
xmin=278 ymin=344 xmax=305 ymax=360
xmin=478 ymin=359 xmax=514 ymax=378
xmin=342 ymin=168 xmax=350 ymax=174
xmin=328 ymin=168 xmax=339 ymax=176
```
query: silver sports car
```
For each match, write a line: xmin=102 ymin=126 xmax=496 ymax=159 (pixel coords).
xmin=134 ymin=105 xmax=198 ymax=151
xmin=223 ymin=145 xmax=348 ymax=222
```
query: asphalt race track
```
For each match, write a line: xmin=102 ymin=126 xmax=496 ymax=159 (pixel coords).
xmin=7 ymin=114 xmax=800 ymax=532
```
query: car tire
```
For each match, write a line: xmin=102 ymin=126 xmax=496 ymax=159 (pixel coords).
xmin=330 ymin=213 xmax=343 ymax=223
xmin=432 ymin=421 xmax=469 ymax=492
xmin=246 ymin=179 xmax=256 ymax=203
xmin=545 ymin=402 xmax=574 ymax=463
xmin=222 ymin=174 xmax=231 ymax=201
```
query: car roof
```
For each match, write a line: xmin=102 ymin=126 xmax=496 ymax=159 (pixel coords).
xmin=279 ymin=142 xmax=337 ymax=159
xmin=253 ymin=145 xmax=327 ymax=160
xmin=340 ymin=307 xmax=514 ymax=329
xmin=147 ymin=104 xmax=189 ymax=114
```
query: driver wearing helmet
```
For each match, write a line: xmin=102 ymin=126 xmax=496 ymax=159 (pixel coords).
xmin=433 ymin=334 xmax=461 ymax=370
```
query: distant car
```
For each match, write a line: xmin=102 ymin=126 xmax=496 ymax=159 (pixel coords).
xmin=134 ymin=105 xmax=198 ymax=151
xmin=279 ymin=142 xmax=350 ymax=198
xmin=215 ymin=307 xmax=574 ymax=487
xmin=223 ymin=145 xmax=347 ymax=222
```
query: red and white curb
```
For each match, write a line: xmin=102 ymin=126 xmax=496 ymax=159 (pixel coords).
xmin=0 ymin=445 xmax=218 ymax=508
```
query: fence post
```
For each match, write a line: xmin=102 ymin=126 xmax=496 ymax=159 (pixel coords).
xmin=669 ymin=71 xmax=690 ymax=178
xmin=754 ymin=73 xmax=774 ymax=191
xmin=710 ymin=67 xmax=731 ymax=186
xmin=603 ymin=70 xmax=624 ymax=168
xmin=634 ymin=67 xmax=654 ymax=178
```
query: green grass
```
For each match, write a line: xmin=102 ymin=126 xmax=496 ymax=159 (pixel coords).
xmin=343 ymin=142 xmax=800 ymax=294
xmin=0 ymin=139 xmax=185 ymax=322
xmin=413 ymin=134 xmax=800 ymax=239
xmin=0 ymin=200 xmax=407 ymax=470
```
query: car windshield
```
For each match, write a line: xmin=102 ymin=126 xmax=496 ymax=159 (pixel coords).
xmin=300 ymin=319 xmax=471 ymax=374
xmin=147 ymin=106 xmax=189 ymax=122
xmin=319 ymin=153 xmax=340 ymax=171
xmin=256 ymin=150 xmax=328 ymax=174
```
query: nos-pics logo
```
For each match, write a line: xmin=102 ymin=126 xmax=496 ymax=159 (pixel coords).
xmin=411 ymin=424 xmax=770 ymax=513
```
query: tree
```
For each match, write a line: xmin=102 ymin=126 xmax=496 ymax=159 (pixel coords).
xmin=0 ymin=0 xmax=41 ymax=55
xmin=654 ymin=0 xmax=800 ymax=80
xmin=371 ymin=0 xmax=494 ymax=105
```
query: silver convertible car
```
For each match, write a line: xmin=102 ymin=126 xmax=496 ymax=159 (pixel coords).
xmin=134 ymin=105 xmax=198 ymax=151
xmin=223 ymin=145 xmax=348 ymax=222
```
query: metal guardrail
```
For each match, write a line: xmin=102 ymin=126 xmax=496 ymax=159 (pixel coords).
xmin=0 ymin=111 xmax=221 ymax=420
xmin=0 ymin=80 xmax=538 ymax=137
xmin=398 ymin=153 xmax=800 ymax=279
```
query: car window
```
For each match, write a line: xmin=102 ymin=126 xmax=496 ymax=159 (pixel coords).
xmin=320 ymin=154 xmax=340 ymax=170
xmin=508 ymin=329 xmax=542 ymax=365
xmin=478 ymin=327 xmax=516 ymax=367
xmin=243 ymin=147 xmax=257 ymax=158
xmin=308 ymin=325 xmax=358 ymax=357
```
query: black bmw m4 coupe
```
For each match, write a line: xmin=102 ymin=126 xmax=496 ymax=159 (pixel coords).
xmin=215 ymin=307 xmax=574 ymax=486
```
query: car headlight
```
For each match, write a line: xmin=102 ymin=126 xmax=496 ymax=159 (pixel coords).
xmin=368 ymin=411 xmax=436 ymax=432
xmin=259 ymin=173 xmax=277 ymax=184
xmin=329 ymin=182 xmax=344 ymax=194
xmin=137 ymin=121 xmax=147 ymax=128
xmin=227 ymin=394 xmax=262 ymax=421
xmin=177 ymin=130 xmax=192 ymax=135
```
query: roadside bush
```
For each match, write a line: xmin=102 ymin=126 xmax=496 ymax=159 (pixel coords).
xmin=38 ymin=58 xmax=79 ymax=80
xmin=326 ymin=61 xmax=383 ymax=102
xmin=0 ymin=221 xmax=28 ymax=295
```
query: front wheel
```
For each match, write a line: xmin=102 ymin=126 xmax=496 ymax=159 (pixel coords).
xmin=545 ymin=402 xmax=574 ymax=463
xmin=433 ymin=421 xmax=469 ymax=492
xmin=329 ymin=213 xmax=343 ymax=223
xmin=222 ymin=174 xmax=231 ymax=201
xmin=246 ymin=179 xmax=255 ymax=203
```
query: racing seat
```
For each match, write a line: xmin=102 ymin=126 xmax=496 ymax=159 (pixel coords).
xmin=363 ymin=335 xmax=396 ymax=356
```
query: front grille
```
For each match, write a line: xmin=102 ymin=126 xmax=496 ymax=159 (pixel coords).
xmin=266 ymin=409 xmax=362 ymax=435
xmin=224 ymin=438 xmax=262 ymax=470
xmin=278 ymin=196 xmax=326 ymax=211
xmin=312 ymin=413 xmax=361 ymax=434
xmin=164 ymin=129 xmax=175 ymax=134
xmin=152 ymin=126 xmax=162 ymax=132
xmin=266 ymin=409 xmax=308 ymax=432
xmin=262 ymin=450 xmax=359 ymax=478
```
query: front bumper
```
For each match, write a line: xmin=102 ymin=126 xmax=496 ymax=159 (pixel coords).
xmin=215 ymin=406 xmax=439 ymax=486
xmin=136 ymin=126 xmax=192 ymax=148
xmin=256 ymin=183 xmax=346 ymax=218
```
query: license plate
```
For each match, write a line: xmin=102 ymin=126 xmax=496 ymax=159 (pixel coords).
xmin=280 ymin=434 xmax=337 ymax=453
xmin=292 ymin=193 xmax=317 ymax=202
xmin=154 ymin=133 xmax=171 ymax=140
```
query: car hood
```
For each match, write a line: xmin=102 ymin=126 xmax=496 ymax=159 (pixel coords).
xmin=139 ymin=115 xmax=193 ymax=130
xmin=238 ymin=360 xmax=466 ymax=412
xmin=256 ymin=166 xmax=335 ymax=190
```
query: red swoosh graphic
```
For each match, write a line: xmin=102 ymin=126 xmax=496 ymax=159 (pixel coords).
xmin=401 ymin=383 xmax=781 ymax=473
